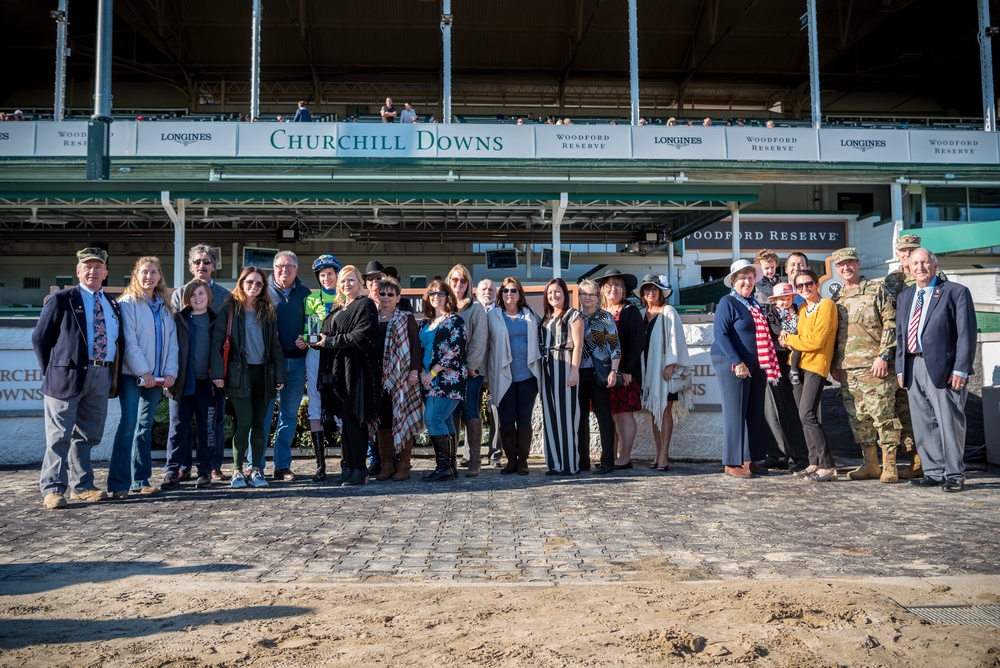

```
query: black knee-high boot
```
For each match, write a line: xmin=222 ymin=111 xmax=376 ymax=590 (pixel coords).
xmin=311 ymin=431 xmax=326 ymax=482
xmin=422 ymin=434 xmax=454 ymax=482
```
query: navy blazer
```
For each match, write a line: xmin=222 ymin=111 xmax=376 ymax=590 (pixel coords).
xmin=895 ymin=280 xmax=977 ymax=389
xmin=32 ymin=286 xmax=124 ymax=400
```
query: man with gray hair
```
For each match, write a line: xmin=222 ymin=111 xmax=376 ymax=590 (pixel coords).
xmin=260 ymin=250 xmax=311 ymax=480
xmin=170 ymin=244 xmax=230 ymax=482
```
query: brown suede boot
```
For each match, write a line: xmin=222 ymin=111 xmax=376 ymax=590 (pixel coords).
xmin=897 ymin=439 xmax=924 ymax=479
xmin=392 ymin=437 xmax=413 ymax=481
xmin=846 ymin=444 xmax=881 ymax=480
xmin=499 ymin=429 xmax=518 ymax=474
xmin=516 ymin=429 xmax=533 ymax=475
xmin=879 ymin=447 xmax=898 ymax=483
xmin=375 ymin=429 xmax=396 ymax=481
xmin=465 ymin=418 xmax=482 ymax=477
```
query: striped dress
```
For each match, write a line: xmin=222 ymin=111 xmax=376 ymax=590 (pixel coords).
xmin=540 ymin=308 xmax=582 ymax=474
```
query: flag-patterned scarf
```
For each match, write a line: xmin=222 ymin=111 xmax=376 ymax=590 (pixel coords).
xmin=731 ymin=290 xmax=780 ymax=385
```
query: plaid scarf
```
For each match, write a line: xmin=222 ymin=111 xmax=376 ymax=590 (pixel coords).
xmin=731 ymin=290 xmax=780 ymax=385
xmin=381 ymin=310 xmax=425 ymax=452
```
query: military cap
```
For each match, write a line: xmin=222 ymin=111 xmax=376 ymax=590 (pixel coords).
xmin=896 ymin=233 xmax=921 ymax=250
xmin=76 ymin=247 xmax=108 ymax=264
xmin=831 ymin=247 xmax=859 ymax=264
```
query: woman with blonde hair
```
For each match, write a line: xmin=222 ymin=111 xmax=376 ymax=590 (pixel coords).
xmin=447 ymin=263 xmax=488 ymax=475
xmin=211 ymin=266 xmax=286 ymax=489
xmin=315 ymin=264 xmax=380 ymax=486
xmin=107 ymin=256 xmax=178 ymax=498
xmin=637 ymin=273 xmax=691 ymax=472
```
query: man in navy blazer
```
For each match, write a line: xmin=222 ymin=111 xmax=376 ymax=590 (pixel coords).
xmin=895 ymin=248 xmax=977 ymax=492
xmin=32 ymin=248 xmax=123 ymax=509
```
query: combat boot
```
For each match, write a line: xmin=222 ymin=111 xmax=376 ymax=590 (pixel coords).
xmin=846 ymin=444 xmax=881 ymax=480
xmin=897 ymin=439 xmax=924 ymax=479
xmin=879 ymin=447 xmax=898 ymax=483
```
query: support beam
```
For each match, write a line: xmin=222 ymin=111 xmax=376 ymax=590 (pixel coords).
xmin=441 ymin=0 xmax=453 ymax=124
xmin=667 ymin=241 xmax=677 ymax=305
xmin=161 ymin=191 xmax=187 ymax=285
xmin=551 ymin=193 xmax=568 ymax=279
xmin=86 ymin=0 xmax=113 ymax=181
xmin=730 ymin=201 xmax=741 ymax=263
xmin=978 ymin=0 xmax=996 ymax=132
xmin=53 ymin=0 xmax=69 ymax=121
xmin=628 ymin=0 xmax=640 ymax=125
xmin=889 ymin=182 xmax=904 ymax=270
xmin=806 ymin=0 xmax=822 ymax=129
xmin=250 ymin=0 xmax=262 ymax=120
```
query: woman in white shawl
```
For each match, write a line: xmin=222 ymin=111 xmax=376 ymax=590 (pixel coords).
xmin=637 ymin=273 xmax=691 ymax=471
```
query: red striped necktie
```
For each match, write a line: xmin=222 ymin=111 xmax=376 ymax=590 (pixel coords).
xmin=907 ymin=289 xmax=924 ymax=353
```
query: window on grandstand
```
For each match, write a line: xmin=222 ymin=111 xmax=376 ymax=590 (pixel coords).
xmin=924 ymin=187 xmax=1000 ymax=223
xmin=23 ymin=277 xmax=41 ymax=290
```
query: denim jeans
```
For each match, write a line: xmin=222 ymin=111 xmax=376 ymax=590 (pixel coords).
xmin=425 ymin=396 xmax=460 ymax=437
xmin=107 ymin=376 xmax=163 ymax=493
xmin=165 ymin=379 xmax=224 ymax=476
xmin=259 ymin=356 xmax=306 ymax=471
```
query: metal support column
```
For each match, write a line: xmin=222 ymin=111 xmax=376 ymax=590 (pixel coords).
xmin=628 ymin=0 xmax=640 ymax=125
xmin=667 ymin=241 xmax=677 ymax=305
xmin=86 ymin=0 xmax=113 ymax=180
xmin=806 ymin=0 xmax=822 ymax=129
xmin=731 ymin=202 xmax=741 ymax=262
xmin=551 ymin=193 xmax=568 ymax=279
xmin=52 ymin=0 xmax=69 ymax=121
xmin=890 ymin=183 xmax=904 ymax=269
xmin=161 ymin=192 xmax=187 ymax=285
xmin=441 ymin=0 xmax=453 ymax=124
xmin=978 ymin=0 xmax=996 ymax=131
xmin=250 ymin=0 xmax=262 ymax=120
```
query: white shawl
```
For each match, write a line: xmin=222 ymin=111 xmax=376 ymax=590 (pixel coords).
xmin=640 ymin=305 xmax=693 ymax=428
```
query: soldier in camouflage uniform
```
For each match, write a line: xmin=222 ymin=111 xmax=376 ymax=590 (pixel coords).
xmin=831 ymin=247 xmax=903 ymax=483
xmin=879 ymin=233 xmax=928 ymax=478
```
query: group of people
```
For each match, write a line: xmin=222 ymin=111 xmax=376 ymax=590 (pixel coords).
xmin=712 ymin=236 xmax=976 ymax=492
xmin=33 ymin=245 xmax=698 ymax=509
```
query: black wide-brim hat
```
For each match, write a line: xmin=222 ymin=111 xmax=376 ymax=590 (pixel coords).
xmin=363 ymin=260 xmax=398 ymax=279
xmin=595 ymin=268 xmax=638 ymax=293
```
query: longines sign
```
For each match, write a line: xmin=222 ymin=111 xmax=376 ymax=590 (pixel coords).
xmin=1 ymin=122 xmax=998 ymax=164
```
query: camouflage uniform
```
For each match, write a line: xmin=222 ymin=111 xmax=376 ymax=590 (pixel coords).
xmin=833 ymin=277 xmax=901 ymax=455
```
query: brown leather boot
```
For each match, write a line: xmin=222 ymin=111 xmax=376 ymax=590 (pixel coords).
xmin=516 ymin=429 xmax=533 ymax=475
xmin=847 ymin=444 xmax=881 ymax=480
xmin=392 ymin=437 xmax=413 ymax=481
xmin=499 ymin=429 xmax=518 ymax=474
xmin=465 ymin=419 xmax=482 ymax=477
xmin=375 ymin=429 xmax=396 ymax=481
xmin=879 ymin=447 xmax=898 ymax=483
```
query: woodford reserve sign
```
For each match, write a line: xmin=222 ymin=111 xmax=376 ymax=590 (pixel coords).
xmin=1 ymin=122 xmax=999 ymax=164
xmin=684 ymin=218 xmax=848 ymax=252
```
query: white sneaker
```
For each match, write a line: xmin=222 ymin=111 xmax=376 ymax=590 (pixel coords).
xmin=231 ymin=471 xmax=247 ymax=489
xmin=249 ymin=470 xmax=269 ymax=488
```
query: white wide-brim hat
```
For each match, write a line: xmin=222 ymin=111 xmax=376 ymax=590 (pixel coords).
xmin=723 ymin=259 xmax=764 ymax=288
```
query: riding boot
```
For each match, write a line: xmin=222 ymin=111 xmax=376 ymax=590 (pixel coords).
xmin=375 ymin=429 xmax=396 ymax=481
xmin=449 ymin=433 xmax=459 ymax=477
xmin=879 ymin=447 xmax=899 ymax=484
xmin=392 ymin=437 xmax=413 ymax=481
xmin=311 ymin=431 xmax=326 ymax=482
xmin=516 ymin=429 xmax=533 ymax=475
xmin=422 ymin=434 xmax=454 ymax=482
xmin=499 ymin=429 xmax=519 ymax=474
xmin=846 ymin=444 xmax=881 ymax=480
xmin=465 ymin=419 xmax=483 ymax=477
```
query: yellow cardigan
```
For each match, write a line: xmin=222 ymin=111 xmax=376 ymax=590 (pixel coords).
xmin=785 ymin=299 xmax=838 ymax=378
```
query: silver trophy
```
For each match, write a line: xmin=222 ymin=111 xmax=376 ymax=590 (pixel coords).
xmin=306 ymin=313 xmax=322 ymax=344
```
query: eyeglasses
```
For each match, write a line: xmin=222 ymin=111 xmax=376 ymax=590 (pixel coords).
xmin=428 ymin=290 xmax=448 ymax=297
xmin=191 ymin=259 xmax=214 ymax=266
xmin=273 ymin=264 xmax=296 ymax=271
xmin=795 ymin=281 xmax=816 ymax=290
xmin=378 ymin=291 xmax=398 ymax=298
xmin=367 ymin=275 xmax=384 ymax=282
xmin=450 ymin=277 xmax=468 ymax=284
xmin=501 ymin=288 xmax=519 ymax=294
xmin=579 ymin=293 xmax=598 ymax=298
xmin=244 ymin=280 xmax=264 ymax=288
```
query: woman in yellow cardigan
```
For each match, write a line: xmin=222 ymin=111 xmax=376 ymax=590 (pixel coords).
xmin=779 ymin=269 xmax=838 ymax=482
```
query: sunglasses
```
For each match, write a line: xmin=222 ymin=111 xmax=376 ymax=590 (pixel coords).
xmin=244 ymin=280 xmax=264 ymax=288
xmin=191 ymin=259 xmax=214 ymax=266
xmin=378 ymin=291 xmax=398 ymax=297
xmin=428 ymin=290 xmax=448 ymax=297
xmin=795 ymin=281 xmax=816 ymax=290
xmin=501 ymin=288 xmax=519 ymax=294
xmin=450 ymin=277 xmax=468 ymax=284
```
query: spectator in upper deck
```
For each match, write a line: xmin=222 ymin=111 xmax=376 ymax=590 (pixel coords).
xmin=703 ymin=117 xmax=713 ymax=127
xmin=292 ymin=101 xmax=312 ymax=123
xmin=400 ymin=103 xmax=417 ymax=124
xmin=766 ymin=120 xmax=775 ymax=128
xmin=381 ymin=98 xmax=398 ymax=123
xmin=666 ymin=117 xmax=676 ymax=126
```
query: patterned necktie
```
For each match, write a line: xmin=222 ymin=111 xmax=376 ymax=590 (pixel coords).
xmin=907 ymin=289 xmax=924 ymax=353
xmin=93 ymin=292 xmax=108 ymax=362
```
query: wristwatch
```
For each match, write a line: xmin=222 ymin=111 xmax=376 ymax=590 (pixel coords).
xmin=879 ymin=354 xmax=890 ymax=363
